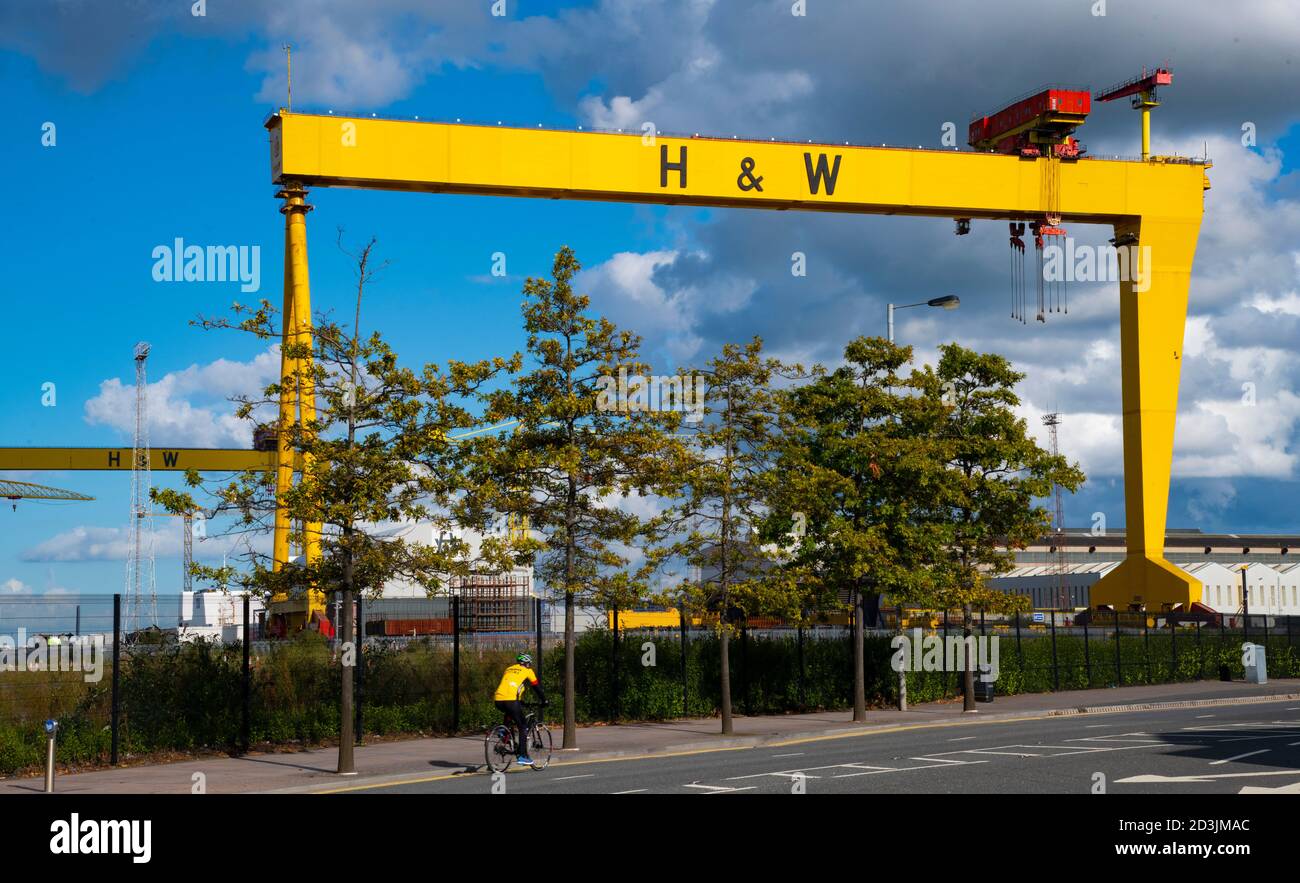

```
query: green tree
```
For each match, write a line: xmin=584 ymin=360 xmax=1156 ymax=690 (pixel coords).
xmin=768 ymin=336 xmax=938 ymax=719
xmin=913 ymin=343 xmax=1084 ymax=711
xmin=157 ymin=236 xmax=513 ymax=772
xmin=655 ymin=337 xmax=806 ymax=734
xmin=458 ymin=247 xmax=681 ymax=748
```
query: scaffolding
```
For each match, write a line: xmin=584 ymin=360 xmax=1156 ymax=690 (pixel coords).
xmin=452 ymin=572 xmax=532 ymax=633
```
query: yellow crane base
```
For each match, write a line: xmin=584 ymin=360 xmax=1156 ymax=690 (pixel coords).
xmin=1091 ymin=556 xmax=1199 ymax=611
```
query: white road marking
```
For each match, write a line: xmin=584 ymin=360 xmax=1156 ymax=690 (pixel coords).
xmin=1195 ymin=714 xmax=1215 ymax=719
xmin=1210 ymin=749 xmax=1270 ymax=766
xmin=948 ymin=736 xmax=978 ymax=742
xmin=1239 ymin=781 xmax=1300 ymax=793
xmin=829 ymin=761 xmax=988 ymax=778
xmin=1117 ymin=769 xmax=1300 ymax=784
xmin=917 ymin=756 xmax=978 ymax=764
xmin=770 ymin=753 xmax=805 ymax=758
xmin=684 ymin=783 xmax=758 ymax=793
xmin=554 ymin=774 xmax=595 ymax=781
xmin=612 ymin=789 xmax=647 ymax=794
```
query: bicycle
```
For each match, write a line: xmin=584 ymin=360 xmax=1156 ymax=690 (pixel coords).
xmin=484 ymin=702 xmax=552 ymax=773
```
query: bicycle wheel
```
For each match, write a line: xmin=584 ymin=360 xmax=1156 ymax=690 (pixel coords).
xmin=528 ymin=722 xmax=553 ymax=770
xmin=484 ymin=725 xmax=514 ymax=773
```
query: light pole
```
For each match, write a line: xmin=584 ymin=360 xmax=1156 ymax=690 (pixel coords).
xmin=887 ymin=295 xmax=960 ymax=343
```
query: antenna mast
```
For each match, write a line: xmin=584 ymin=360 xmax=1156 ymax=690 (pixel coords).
xmin=283 ymin=43 xmax=293 ymax=111
xmin=125 ymin=342 xmax=157 ymax=634
xmin=1043 ymin=413 xmax=1068 ymax=611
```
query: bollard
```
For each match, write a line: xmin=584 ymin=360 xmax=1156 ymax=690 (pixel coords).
xmin=43 ymin=719 xmax=59 ymax=793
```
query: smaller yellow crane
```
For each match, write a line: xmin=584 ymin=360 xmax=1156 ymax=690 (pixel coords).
xmin=1096 ymin=66 xmax=1173 ymax=162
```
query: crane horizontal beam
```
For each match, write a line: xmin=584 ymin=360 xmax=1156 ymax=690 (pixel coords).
xmin=0 ymin=448 xmax=276 ymax=472
xmin=1096 ymin=68 xmax=1173 ymax=103
xmin=267 ymin=112 xmax=1207 ymax=225
xmin=0 ymin=479 xmax=94 ymax=501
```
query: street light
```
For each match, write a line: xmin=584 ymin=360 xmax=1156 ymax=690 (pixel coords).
xmin=887 ymin=295 xmax=960 ymax=343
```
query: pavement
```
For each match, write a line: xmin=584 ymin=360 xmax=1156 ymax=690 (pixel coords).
xmin=3 ymin=678 xmax=1297 ymax=795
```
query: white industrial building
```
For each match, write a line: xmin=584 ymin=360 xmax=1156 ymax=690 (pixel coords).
xmin=178 ymin=589 xmax=264 ymax=642
xmin=987 ymin=533 xmax=1300 ymax=613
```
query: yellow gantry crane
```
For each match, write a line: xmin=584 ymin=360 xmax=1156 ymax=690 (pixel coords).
xmin=0 ymin=80 xmax=1212 ymax=621
xmin=263 ymin=102 xmax=1210 ymax=613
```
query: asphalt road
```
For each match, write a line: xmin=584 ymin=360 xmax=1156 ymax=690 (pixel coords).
xmin=345 ymin=699 xmax=1300 ymax=795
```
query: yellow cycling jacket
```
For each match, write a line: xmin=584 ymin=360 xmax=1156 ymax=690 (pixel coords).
xmin=494 ymin=664 xmax=539 ymax=701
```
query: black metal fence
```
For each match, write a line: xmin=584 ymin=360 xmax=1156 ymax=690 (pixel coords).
xmin=1 ymin=594 xmax=1296 ymax=777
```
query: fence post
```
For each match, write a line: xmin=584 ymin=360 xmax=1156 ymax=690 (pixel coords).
xmin=1220 ymin=611 xmax=1226 ymax=676
xmin=943 ymin=609 xmax=950 ymax=697
xmin=355 ymin=595 xmax=364 ymax=745
xmin=680 ymin=609 xmax=688 ymax=716
xmin=1288 ymin=616 xmax=1295 ymax=678
xmin=452 ymin=595 xmax=460 ymax=732
xmin=1114 ymin=607 xmax=1122 ymax=686
xmin=1049 ymin=610 xmax=1060 ymax=691
xmin=1015 ymin=610 xmax=1023 ymax=665
xmin=741 ymin=623 xmax=750 ymax=716
xmin=1083 ymin=615 xmax=1091 ymax=687
xmin=535 ymin=597 xmax=543 ymax=676
xmin=980 ymin=608 xmax=986 ymax=636
xmin=611 ymin=605 xmax=619 ymax=722
xmin=1197 ymin=620 xmax=1203 ymax=680
xmin=797 ymin=619 xmax=806 ymax=712
xmin=1143 ymin=611 xmax=1152 ymax=684
xmin=1170 ymin=615 xmax=1177 ymax=682
xmin=111 ymin=594 xmax=121 ymax=765
xmin=241 ymin=593 xmax=250 ymax=755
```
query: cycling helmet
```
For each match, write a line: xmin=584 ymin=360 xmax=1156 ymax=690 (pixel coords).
xmin=516 ymin=653 xmax=533 ymax=667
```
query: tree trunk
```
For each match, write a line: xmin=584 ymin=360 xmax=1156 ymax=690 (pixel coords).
xmin=852 ymin=589 xmax=865 ymax=721
xmin=719 ymin=625 xmax=733 ymax=734
xmin=563 ymin=590 xmax=576 ymax=748
xmin=338 ymin=586 xmax=356 ymax=773
xmin=962 ymin=601 xmax=976 ymax=713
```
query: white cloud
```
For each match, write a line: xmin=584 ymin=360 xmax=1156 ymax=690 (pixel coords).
xmin=22 ymin=521 xmax=268 ymax=563
xmin=83 ymin=348 xmax=280 ymax=448
xmin=2 ymin=578 xmax=32 ymax=594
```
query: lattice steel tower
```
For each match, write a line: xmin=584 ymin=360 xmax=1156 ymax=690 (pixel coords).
xmin=125 ymin=342 xmax=157 ymax=633
xmin=1043 ymin=413 xmax=1069 ymax=610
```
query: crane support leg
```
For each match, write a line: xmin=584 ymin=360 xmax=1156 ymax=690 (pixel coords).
xmin=270 ymin=183 xmax=325 ymax=633
xmin=272 ymin=186 xmax=301 ymax=574
xmin=1091 ymin=217 xmax=1203 ymax=610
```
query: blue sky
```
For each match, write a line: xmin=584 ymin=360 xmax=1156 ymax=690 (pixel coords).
xmin=2 ymin=0 xmax=1298 ymax=599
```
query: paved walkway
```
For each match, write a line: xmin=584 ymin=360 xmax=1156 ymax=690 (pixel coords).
xmin=4 ymin=679 xmax=1297 ymax=794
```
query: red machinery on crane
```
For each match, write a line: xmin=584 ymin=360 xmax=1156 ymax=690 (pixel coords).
xmin=968 ymin=85 xmax=1091 ymax=159
xmin=1096 ymin=65 xmax=1173 ymax=161
xmin=969 ymin=85 xmax=1089 ymax=322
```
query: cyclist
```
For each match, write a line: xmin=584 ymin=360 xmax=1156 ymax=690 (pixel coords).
xmin=494 ymin=653 xmax=546 ymax=766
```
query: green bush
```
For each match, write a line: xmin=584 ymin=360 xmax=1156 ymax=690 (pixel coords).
xmin=1 ymin=624 xmax=1296 ymax=777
